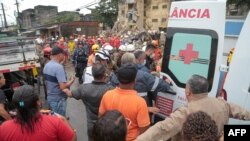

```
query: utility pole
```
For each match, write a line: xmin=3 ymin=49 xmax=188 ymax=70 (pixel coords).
xmin=1 ymin=3 xmax=8 ymax=28
xmin=0 ymin=14 xmax=3 ymax=28
xmin=15 ymin=0 xmax=21 ymax=29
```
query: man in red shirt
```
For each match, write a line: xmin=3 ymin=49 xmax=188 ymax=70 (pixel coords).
xmin=114 ymin=36 xmax=121 ymax=49
xmin=109 ymin=35 xmax=115 ymax=47
xmin=99 ymin=64 xmax=150 ymax=141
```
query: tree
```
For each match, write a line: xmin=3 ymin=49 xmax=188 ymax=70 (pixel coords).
xmin=227 ymin=0 xmax=250 ymax=9
xmin=89 ymin=0 xmax=119 ymax=28
xmin=55 ymin=12 xmax=81 ymax=23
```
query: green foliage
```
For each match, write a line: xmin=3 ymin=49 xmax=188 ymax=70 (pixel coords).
xmin=56 ymin=12 xmax=81 ymax=23
xmin=227 ymin=0 xmax=250 ymax=9
xmin=90 ymin=0 xmax=119 ymax=28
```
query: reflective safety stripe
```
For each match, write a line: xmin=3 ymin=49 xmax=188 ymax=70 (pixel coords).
xmin=138 ymin=92 xmax=147 ymax=97
xmin=151 ymin=77 xmax=160 ymax=92
xmin=86 ymin=73 xmax=92 ymax=76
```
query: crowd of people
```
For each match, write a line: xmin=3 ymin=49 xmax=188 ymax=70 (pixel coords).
xmin=0 ymin=32 xmax=250 ymax=141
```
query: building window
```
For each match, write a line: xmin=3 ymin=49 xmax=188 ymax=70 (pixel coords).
xmin=162 ymin=5 xmax=167 ymax=9
xmin=128 ymin=4 xmax=134 ymax=10
xmin=152 ymin=19 xmax=158 ymax=22
xmin=161 ymin=18 xmax=167 ymax=22
xmin=152 ymin=6 xmax=159 ymax=10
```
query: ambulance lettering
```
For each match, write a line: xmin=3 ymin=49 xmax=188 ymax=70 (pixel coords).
xmin=170 ymin=7 xmax=210 ymax=19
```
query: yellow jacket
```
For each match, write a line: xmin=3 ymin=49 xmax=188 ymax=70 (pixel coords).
xmin=68 ymin=40 xmax=75 ymax=54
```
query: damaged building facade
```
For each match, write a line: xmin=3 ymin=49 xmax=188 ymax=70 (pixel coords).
xmin=117 ymin=0 xmax=170 ymax=31
xmin=20 ymin=5 xmax=98 ymax=37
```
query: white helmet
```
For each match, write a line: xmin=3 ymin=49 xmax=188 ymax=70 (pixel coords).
xmin=126 ymin=44 xmax=135 ymax=52
xmin=95 ymin=49 xmax=110 ymax=61
xmin=119 ymin=45 xmax=126 ymax=51
xmin=103 ymin=45 xmax=114 ymax=51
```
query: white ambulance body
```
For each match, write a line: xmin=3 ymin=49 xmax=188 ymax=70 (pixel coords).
xmin=157 ymin=0 xmax=250 ymax=124
xmin=223 ymin=12 xmax=250 ymax=124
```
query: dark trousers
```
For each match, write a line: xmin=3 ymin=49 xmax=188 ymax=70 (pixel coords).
xmin=75 ymin=63 xmax=87 ymax=84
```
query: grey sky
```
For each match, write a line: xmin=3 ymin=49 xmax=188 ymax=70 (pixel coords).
xmin=0 ymin=0 xmax=98 ymax=25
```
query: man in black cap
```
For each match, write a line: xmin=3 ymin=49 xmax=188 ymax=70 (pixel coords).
xmin=43 ymin=46 xmax=75 ymax=116
xmin=73 ymin=41 xmax=89 ymax=84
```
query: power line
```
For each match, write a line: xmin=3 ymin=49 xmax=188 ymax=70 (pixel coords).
xmin=76 ymin=0 xmax=100 ymax=11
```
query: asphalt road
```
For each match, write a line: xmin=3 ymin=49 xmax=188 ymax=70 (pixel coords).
xmin=40 ymin=61 xmax=88 ymax=141
xmin=65 ymin=62 xmax=88 ymax=141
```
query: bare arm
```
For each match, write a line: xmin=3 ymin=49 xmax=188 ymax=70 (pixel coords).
xmin=63 ymin=89 xmax=73 ymax=97
xmin=147 ymin=107 xmax=160 ymax=114
xmin=0 ymin=104 xmax=12 ymax=120
xmin=226 ymin=101 xmax=250 ymax=120
xmin=59 ymin=76 xmax=75 ymax=90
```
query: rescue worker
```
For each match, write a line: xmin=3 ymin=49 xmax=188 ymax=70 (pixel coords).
xmin=137 ymin=74 xmax=250 ymax=141
xmin=114 ymin=44 xmax=135 ymax=68
xmin=83 ymin=49 xmax=111 ymax=84
xmin=41 ymin=44 xmax=52 ymax=68
xmin=67 ymin=36 xmax=75 ymax=62
xmin=109 ymin=53 xmax=174 ymax=114
xmin=152 ymin=40 xmax=162 ymax=64
xmin=74 ymin=41 xmax=89 ymax=84
xmin=57 ymin=37 xmax=68 ymax=64
xmin=88 ymin=43 xmax=100 ymax=66
xmin=134 ymin=50 xmax=150 ymax=73
xmin=103 ymin=44 xmax=118 ymax=71
xmin=144 ymin=44 xmax=155 ymax=71
xmin=113 ymin=35 xmax=121 ymax=50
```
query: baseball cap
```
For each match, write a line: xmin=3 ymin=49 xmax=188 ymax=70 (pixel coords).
xmin=51 ymin=46 xmax=64 ymax=55
xmin=12 ymin=85 xmax=38 ymax=107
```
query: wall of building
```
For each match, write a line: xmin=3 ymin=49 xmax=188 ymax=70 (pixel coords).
xmin=21 ymin=9 xmax=35 ymax=29
xmin=117 ymin=0 xmax=170 ymax=31
xmin=34 ymin=5 xmax=58 ymax=27
xmin=145 ymin=0 xmax=169 ymax=30
xmin=60 ymin=21 xmax=99 ymax=37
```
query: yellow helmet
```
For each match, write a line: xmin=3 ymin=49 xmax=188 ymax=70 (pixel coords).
xmin=92 ymin=44 xmax=100 ymax=52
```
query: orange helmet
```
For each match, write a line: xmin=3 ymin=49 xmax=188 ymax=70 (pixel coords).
xmin=43 ymin=47 xmax=52 ymax=56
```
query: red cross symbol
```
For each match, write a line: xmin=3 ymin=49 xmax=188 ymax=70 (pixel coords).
xmin=179 ymin=43 xmax=199 ymax=64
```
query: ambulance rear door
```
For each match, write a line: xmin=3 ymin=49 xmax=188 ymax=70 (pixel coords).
xmin=157 ymin=0 xmax=226 ymax=118
xmin=223 ymin=12 xmax=250 ymax=124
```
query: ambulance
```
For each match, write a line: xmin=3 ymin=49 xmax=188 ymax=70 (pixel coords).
xmin=156 ymin=0 xmax=250 ymax=124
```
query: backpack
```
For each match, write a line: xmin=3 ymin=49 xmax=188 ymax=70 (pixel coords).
xmin=77 ymin=48 xmax=88 ymax=63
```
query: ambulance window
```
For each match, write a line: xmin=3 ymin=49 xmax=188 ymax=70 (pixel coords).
xmin=162 ymin=28 xmax=218 ymax=92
